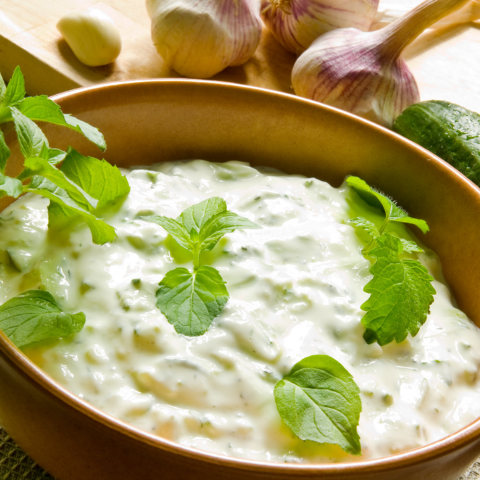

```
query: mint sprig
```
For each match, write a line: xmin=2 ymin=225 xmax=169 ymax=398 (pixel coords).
xmin=274 ymin=355 xmax=362 ymax=455
xmin=0 ymin=66 xmax=129 ymax=244
xmin=347 ymin=176 xmax=435 ymax=346
xmin=141 ymin=197 xmax=260 ymax=336
xmin=0 ymin=290 xmax=85 ymax=348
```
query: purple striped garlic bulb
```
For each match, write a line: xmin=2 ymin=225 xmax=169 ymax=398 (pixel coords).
xmin=261 ymin=0 xmax=379 ymax=55
xmin=146 ymin=0 xmax=262 ymax=79
xmin=292 ymin=0 xmax=470 ymax=128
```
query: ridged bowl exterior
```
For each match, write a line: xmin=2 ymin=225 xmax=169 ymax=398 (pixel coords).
xmin=0 ymin=80 xmax=480 ymax=479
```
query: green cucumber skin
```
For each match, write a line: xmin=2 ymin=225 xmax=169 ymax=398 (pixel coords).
xmin=393 ymin=101 xmax=480 ymax=187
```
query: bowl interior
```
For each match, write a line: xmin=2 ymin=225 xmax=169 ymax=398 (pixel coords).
xmin=5 ymin=79 xmax=478 ymax=325
xmin=1 ymin=80 xmax=480 ymax=478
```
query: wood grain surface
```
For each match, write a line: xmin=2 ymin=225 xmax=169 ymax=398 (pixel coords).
xmin=0 ymin=0 xmax=479 ymax=115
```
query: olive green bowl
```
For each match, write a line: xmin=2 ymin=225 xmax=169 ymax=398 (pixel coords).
xmin=0 ymin=80 xmax=480 ymax=480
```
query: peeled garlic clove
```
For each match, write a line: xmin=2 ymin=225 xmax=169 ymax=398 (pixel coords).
xmin=292 ymin=29 xmax=419 ymax=127
xmin=146 ymin=0 xmax=262 ymax=79
xmin=57 ymin=9 xmax=122 ymax=67
xmin=261 ymin=0 xmax=379 ymax=54
xmin=292 ymin=0 xmax=470 ymax=128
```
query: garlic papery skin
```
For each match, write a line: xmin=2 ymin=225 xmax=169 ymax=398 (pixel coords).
xmin=146 ymin=0 xmax=262 ymax=79
xmin=261 ymin=0 xmax=379 ymax=55
xmin=373 ymin=0 xmax=480 ymax=30
xmin=292 ymin=0 xmax=471 ymax=128
xmin=57 ymin=9 xmax=122 ymax=67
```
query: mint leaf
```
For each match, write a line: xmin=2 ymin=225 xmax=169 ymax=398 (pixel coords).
xmin=17 ymin=95 xmax=64 ymax=123
xmin=392 ymin=216 xmax=429 ymax=233
xmin=274 ymin=355 xmax=362 ymax=455
xmin=156 ymin=266 xmax=229 ymax=336
xmin=47 ymin=201 xmax=115 ymax=245
xmin=64 ymin=114 xmax=106 ymax=152
xmin=178 ymin=197 xmax=260 ymax=251
xmin=0 ymin=174 xmax=22 ymax=199
xmin=60 ymin=147 xmax=129 ymax=208
xmin=10 ymin=107 xmax=48 ymax=158
xmin=198 ymin=210 xmax=260 ymax=251
xmin=37 ymin=143 xmax=66 ymax=166
xmin=27 ymin=177 xmax=115 ymax=245
xmin=347 ymin=176 xmax=428 ymax=234
xmin=2 ymin=66 xmax=26 ymax=107
xmin=142 ymin=197 xmax=260 ymax=256
xmin=361 ymin=234 xmax=435 ymax=346
xmin=0 ymin=130 xmax=11 ymax=174
xmin=347 ymin=176 xmax=393 ymax=215
xmin=0 ymin=290 xmax=85 ymax=348
xmin=46 ymin=148 xmax=67 ymax=166
xmin=21 ymin=156 xmax=97 ymax=212
xmin=17 ymin=96 xmax=106 ymax=151
xmin=348 ymin=217 xmax=379 ymax=239
xmin=179 ymin=197 xmax=227 ymax=233
xmin=140 ymin=215 xmax=192 ymax=250
xmin=0 ymin=71 xmax=6 ymax=103
xmin=349 ymin=217 xmax=423 ymax=254
xmin=400 ymin=238 xmax=424 ymax=254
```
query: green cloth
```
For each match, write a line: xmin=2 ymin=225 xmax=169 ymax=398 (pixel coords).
xmin=0 ymin=425 xmax=478 ymax=479
xmin=0 ymin=428 xmax=53 ymax=480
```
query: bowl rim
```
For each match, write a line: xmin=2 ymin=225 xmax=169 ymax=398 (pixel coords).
xmin=1 ymin=78 xmax=480 ymax=475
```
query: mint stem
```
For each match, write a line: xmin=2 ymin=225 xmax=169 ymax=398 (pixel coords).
xmin=378 ymin=216 xmax=390 ymax=235
xmin=363 ymin=216 xmax=390 ymax=256
xmin=193 ymin=245 xmax=200 ymax=271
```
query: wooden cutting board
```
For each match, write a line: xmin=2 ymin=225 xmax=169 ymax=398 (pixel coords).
xmin=0 ymin=0 xmax=480 ymax=114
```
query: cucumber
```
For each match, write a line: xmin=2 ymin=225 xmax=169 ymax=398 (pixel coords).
xmin=393 ymin=101 xmax=480 ymax=187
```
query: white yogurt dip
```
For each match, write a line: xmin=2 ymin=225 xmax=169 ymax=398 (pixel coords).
xmin=1 ymin=160 xmax=480 ymax=464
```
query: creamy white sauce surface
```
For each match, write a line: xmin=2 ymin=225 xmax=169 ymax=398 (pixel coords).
xmin=2 ymin=160 xmax=480 ymax=464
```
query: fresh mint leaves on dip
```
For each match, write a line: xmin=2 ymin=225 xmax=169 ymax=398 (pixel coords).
xmin=141 ymin=197 xmax=260 ymax=336
xmin=0 ymin=65 xmax=129 ymax=348
xmin=347 ymin=176 xmax=435 ymax=346
xmin=0 ymin=66 xmax=128 ymax=245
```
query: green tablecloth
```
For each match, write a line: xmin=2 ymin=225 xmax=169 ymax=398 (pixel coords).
xmin=0 ymin=425 xmax=479 ymax=480
xmin=0 ymin=428 xmax=53 ymax=480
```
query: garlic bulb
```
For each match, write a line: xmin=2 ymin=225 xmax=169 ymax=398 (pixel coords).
xmin=261 ymin=0 xmax=379 ymax=55
xmin=292 ymin=0 xmax=470 ymax=128
xmin=373 ymin=0 xmax=480 ymax=30
xmin=146 ymin=0 xmax=262 ymax=79
xmin=57 ymin=9 xmax=121 ymax=67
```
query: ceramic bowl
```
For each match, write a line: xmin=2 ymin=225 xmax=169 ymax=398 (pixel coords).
xmin=1 ymin=80 xmax=480 ymax=480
